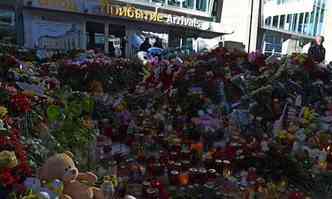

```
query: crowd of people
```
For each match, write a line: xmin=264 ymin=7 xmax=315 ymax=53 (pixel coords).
xmin=139 ymin=37 xmax=164 ymax=52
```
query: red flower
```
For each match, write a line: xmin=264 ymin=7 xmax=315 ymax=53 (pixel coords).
xmin=10 ymin=94 xmax=31 ymax=113
xmin=103 ymin=127 xmax=113 ymax=138
xmin=0 ymin=169 xmax=17 ymax=187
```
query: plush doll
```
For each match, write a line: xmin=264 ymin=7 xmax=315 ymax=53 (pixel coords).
xmin=0 ymin=150 xmax=18 ymax=169
xmin=24 ymin=177 xmax=63 ymax=199
xmin=38 ymin=152 xmax=104 ymax=199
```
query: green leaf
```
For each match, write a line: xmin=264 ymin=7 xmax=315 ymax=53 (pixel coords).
xmin=47 ymin=105 xmax=62 ymax=122
xmin=82 ymin=97 xmax=95 ymax=113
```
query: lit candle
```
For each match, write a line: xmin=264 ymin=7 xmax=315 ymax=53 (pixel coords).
xmin=223 ymin=160 xmax=232 ymax=178
xmin=178 ymin=173 xmax=189 ymax=186
xmin=319 ymin=160 xmax=327 ymax=171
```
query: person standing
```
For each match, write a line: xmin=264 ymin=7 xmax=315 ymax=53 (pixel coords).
xmin=153 ymin=38 xmax=163 ymax=49
xmin=139 ymin=38 xmax=151 ymax=52
xmin=109 ymin=42 xmax=115 ymax=57
xmin=308 ymin=36 xmax=326 ymax=63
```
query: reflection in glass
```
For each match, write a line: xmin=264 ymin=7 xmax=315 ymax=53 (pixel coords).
xmin=265 ymin=16 xmax=272 ymax=26
xmin=279 ymin=15 xmax=285 ymax=29
xmin=303 ymin=12 xmax=309 ymax=34
xmin=168 ymin=0 xmax=180 ymax=7
xmin=183 ymin=0 xmax=194 ymax=9
xmin=313 ymin=7 xmax=320 ymax=35
xmin=152 ymin=0 xmax=166 ymax=4
xmin=298 ymin=13 xmax=304 ymax=33
xmin=196 ymin=0 xmax=207 ymax=11
xmin=286 ymin=14 xmax=292 ymax=31
xmin=292 ymin=14 xmax=297 ymax=31
xmin=272 ymin=16 xmax=278 ymax=27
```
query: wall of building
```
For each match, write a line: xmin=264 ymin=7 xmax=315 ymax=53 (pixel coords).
xmin=323 ymin=0 xmax=332 ymax=63
xmin=220 ymin=0 xmax=261 ymax=52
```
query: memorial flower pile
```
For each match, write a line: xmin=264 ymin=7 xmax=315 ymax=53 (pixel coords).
xmin=1 ymin=46 xmax=332 ymax=198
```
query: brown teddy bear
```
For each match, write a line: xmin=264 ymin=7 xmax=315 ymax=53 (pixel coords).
xmin=38 ymin=151 xmax=104 ymax=199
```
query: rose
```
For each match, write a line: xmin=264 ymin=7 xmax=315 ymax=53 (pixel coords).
xmin=0 ymin=169 xmax=17 ymax=187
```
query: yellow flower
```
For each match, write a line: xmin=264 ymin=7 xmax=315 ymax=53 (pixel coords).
xmin=0 ymin=106 xmax=8 ymax=118
xmin=277 ymin=130 xmax=288 ymax=140
xmin=0 ymin=151 xmax=18 ymax=169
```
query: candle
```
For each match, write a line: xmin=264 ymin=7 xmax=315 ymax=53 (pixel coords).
xmin=170 ymin=152 xmax=178 ymax=161
xmin=223 ymin=160 xmax=232 ymax=178
xmin=215 ymin=159 xmax=223 ymax=174
xmin=169 ymin=170 xmax=179 ymax=186
xmin=189 ymin=168 xmax=198 ymax=184
xmin=178 ymin=173 xmax=189 ymax=186
xmin=181 ymin=160 xmax=190 ymax=171
xmin=198 ymin=168 xmax=208 ymax=184
xmin=175 ymin=162 xmax=182 ymax=172
xmin=319 ymin=160 xmax=327 ymax=171
xmin=181 ymin=149 xmax=191 ymax=160
xmin=204 ymin=155 xmax=214 ymax=170
xmin=208 ymin=169 xmax=217 ymax=181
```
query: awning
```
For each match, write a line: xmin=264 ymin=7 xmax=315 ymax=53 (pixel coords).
xmin=24 ymin=6 xmax=232 ymax=39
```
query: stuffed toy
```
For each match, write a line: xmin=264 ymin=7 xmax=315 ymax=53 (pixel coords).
xmin=24 ymin=177 xmax=64 ymax=199
xmin=0 ymin=150 xmax=18 ymax=169
xmin=38 ymin=152 xmax=104 ymax=199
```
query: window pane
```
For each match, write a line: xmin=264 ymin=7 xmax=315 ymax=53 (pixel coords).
xmin=183 ymin=0 xmax=194 ymax=9
xmin=196 ymin=0 xmax=207 ymax=11
xmin=317 ymin=7 xmax=325 ymax=35
xmin=286 ymin=14 xmax=292 ymax=31
xmin=152 ymin=0 xmax=165 ymax=4
xmin=313 ymin=7 xmax=320 ymax=35
xmin=298 ymin=13 xmax=304 ymax=33
xmin=279 ymin=15 xmax=285 ymax=29
xmin=265 ymin=16 xmax=272 ymax=26
xmin=168 ymin=0 xmax=180 ymax=7
xmin=303 ymin=12 xmax=309 ymax=34
xmin=0 ymin=10 xmax=14 ymax=26
xmin=292 ymin=14 xmax=297 ymax=31
xmin=272 ymin=16 xmax=278 ymax=27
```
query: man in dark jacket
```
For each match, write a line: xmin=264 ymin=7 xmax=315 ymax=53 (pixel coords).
xmin=308 ymin=36 xmax=326 ymax=63
xmin=139 ymin=38 xmax=151 ymax=52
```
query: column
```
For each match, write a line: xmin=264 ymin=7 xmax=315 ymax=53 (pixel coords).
xmin=81 ymin=21 xmax=87 ymax=50
xmin=104 ymin=22 xmax=109 ymax=54
xmin=126 ymin=26 xmax=135 ymax=58
xmin=248 ymin=0 xmax=262 ymax=52
xmin=169 ymin=30 xmax=181 ymax=48
xmin=322 ymin=0 xmax=332 ymax=63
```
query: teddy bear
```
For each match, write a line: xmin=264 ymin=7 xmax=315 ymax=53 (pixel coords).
xmin=38 ymin=151 xmax=104 ymax=199
xmin=0 ymin=150 xmax=18 ymax=169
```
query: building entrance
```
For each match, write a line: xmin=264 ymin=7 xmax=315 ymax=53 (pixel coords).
xmin=108 ymin=24 xmax=126 ymax=57
xmin=86 ymin=21 xmax=105 ymax=52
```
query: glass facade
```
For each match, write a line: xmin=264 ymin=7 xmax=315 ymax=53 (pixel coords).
xmin=142 ymin=0 xmax=211 ymax=14
xmin=262 ymin=0 xmax=329 ymax=56
xmin=263 ymin=33 xmax=283 ymax=56
xmin=0 ymin=9 xmax=16 ymax=44
xmin=263 ymin=0 xmax=328 ymax=37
